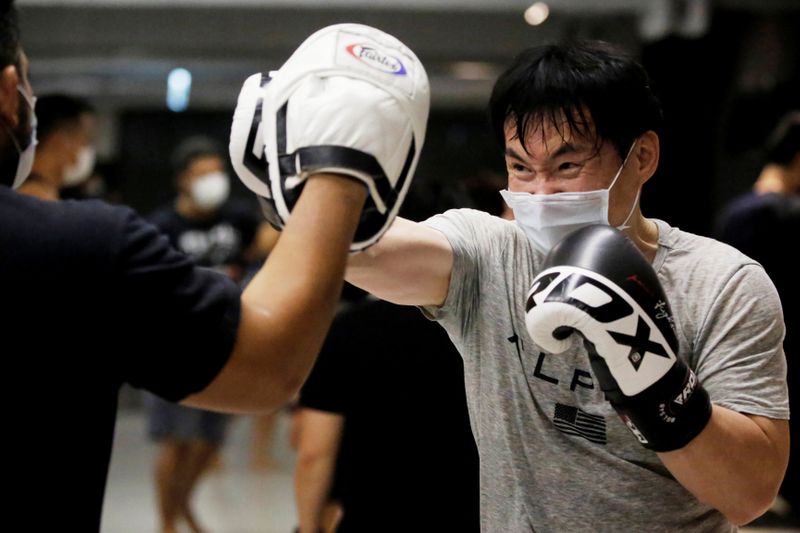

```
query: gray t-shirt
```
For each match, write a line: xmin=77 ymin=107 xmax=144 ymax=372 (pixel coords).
xmin=422 ymin=209 xmax=788 ymax=533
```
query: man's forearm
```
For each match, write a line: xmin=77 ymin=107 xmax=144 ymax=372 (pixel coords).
xmin=346 ymin=217 xmax=454 ymax=306
xmin=658 ymin=405 xmax=789 ymax=525
xmin=242 ymin=174 xmax=367 ymax=394
xmin=188 ymin=174 xmax=366 ymax=412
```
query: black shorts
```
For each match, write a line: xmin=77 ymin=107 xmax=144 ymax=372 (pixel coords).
xmin=144 ymin=393 xmax=229 ymax=446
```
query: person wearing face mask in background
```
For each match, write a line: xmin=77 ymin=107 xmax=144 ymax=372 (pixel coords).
xmin=18 ymin=93 xmax=95 ymax=200
xmin=144 ymin=136 xmax=264 ymax=533
xmin=342 ymin=41 xmax=789 ymax=530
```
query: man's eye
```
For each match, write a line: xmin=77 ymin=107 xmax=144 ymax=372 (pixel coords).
xmin=558 ymin=161 xmax=579 ymax=171
xmin=509 ymin=162 xmax=528 ymax=172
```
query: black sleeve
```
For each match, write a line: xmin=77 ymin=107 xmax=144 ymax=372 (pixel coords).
xmin=298 ymin=311 xmax=352 ymax=414
xmin=111 ymin=209 xmax=241 ymax=402
xmin=241 ymin=210 xmax=261 ymax=251
xmin=228 ymin=200 xmax=261 ymax=251
xmin=146 ymin=206 xmax=170 ymax=227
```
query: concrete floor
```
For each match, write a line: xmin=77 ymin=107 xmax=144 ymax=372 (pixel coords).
xmin=101 ymin=406 xmax=799 ymax=533
xmin=102 ymin=408 xmax=298 ymax=533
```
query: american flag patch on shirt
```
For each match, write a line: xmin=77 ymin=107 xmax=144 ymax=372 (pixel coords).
xmin=553 ymin=403 xmax=607 ymax=445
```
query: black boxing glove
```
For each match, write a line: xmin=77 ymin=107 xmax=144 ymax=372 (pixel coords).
xmin=525 ymin=225 xmax=712 ymax=452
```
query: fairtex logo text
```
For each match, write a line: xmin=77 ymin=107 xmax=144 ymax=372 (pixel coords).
xmin=345 ymin=44 xmax=407 ymax=75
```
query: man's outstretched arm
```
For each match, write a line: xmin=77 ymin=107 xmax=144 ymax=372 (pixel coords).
xmin=347 ymin=217 xmax=454 ymax=307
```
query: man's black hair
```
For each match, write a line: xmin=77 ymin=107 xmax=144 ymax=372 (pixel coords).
xmin=489 ymin=40 xmax=663 ymax=159
xmin=170 ymin=136 xmax=224 ymax=177
xmin=0 ymin=0 xmax=19 ymax=70
xmin=36 ymin=94 xmax=95 ymax=143
xmin=765 ymin=111 xmax=800 ymax=166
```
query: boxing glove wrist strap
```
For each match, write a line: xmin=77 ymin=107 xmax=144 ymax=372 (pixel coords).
xmin=277 ymin=144 xmax=403 ymax=208
xmin=594 ymin=357 xmax=713 ymax=452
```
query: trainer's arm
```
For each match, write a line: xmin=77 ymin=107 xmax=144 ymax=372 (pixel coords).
xmin=346 ymin=217 xmax=454 ymax=307
xmin=185 ymin=174 xmax=366 ymax=412
xmin=659 ymin=409 xmax=788 ymax=526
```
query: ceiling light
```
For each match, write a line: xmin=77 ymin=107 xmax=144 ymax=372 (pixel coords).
xmin=524 ymin=2 xmax=550 ymax=26
xmin=166 ymin=68 xmax=192 ymax=112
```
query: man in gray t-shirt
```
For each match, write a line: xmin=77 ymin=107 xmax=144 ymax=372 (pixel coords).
xmin=347 ymin=41 xmax=789 ymax=532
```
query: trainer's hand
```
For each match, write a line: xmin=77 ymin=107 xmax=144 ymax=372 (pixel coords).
xmin=230 ymin=23 xmax=430 ymax=252
xmin=525 ymin=225 xmax=712 ymax=451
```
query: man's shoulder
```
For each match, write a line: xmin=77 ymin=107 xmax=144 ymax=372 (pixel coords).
xmin=719 ymin=192 xmax=799 ymax=230
xmin=425 ymin=207 xmax=508 ymax=225
xmin=725 ymin=191 xmax=796 ymax=212
xmin=659 ymin=219 xmax=753 ymax=265
xmin=0 ymin=189 xmax=158 ymax=281
xmin=2 ymin=188 xmax=136 ymax=240
xmin=423 ymin=208 xmax=521 ymax=246
xmin=147 ymin=202 xmax=183 ymax=227
xmin=657 ymin=220 xmax=769 ymax=300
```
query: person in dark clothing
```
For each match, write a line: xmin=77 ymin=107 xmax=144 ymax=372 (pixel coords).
xmin=18 ymin=93 xmax=96 ymax=200
xmin=1 ymin=3 xmax=369 ymax=529
xmin=716 ymin=111 xmax=800 ymax=522
xmin=294 ymin=295 xmax=480 ymax=533
xmin=145 ymin=136 xmax=263 ymax=533
xmin=294 ymin=184 xmax=480 ymax=533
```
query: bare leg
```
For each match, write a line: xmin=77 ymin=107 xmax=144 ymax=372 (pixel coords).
xmin=250 ymin=412 xmax=279 ymax=471
xmin=178 ymin=441 xmax=219 ymax=533
xmin=320 ymin=501 xmax=344 ymax=533
xmin=154 ymin=441 xmax=189 ymax=533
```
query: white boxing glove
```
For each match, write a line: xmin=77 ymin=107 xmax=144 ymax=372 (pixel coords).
xmin=229 ymin=72 xmax=284 ymax=229
xmin=261 ymin=23 xmax=430 ymax=251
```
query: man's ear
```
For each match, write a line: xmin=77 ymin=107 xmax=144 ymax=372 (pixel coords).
xmin=0 ymin=64 xmax=20 ymax=129
xmin=635 ymin=130 xmax=660 ymax=185
xmin=175 ymin=170 xmax=190 ymax=194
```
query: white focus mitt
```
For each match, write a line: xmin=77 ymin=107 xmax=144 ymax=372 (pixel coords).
xmin=232 ymin=23 xmax=429 ymax=251
xmin=229 ymin=71 xmax=285 ymax=229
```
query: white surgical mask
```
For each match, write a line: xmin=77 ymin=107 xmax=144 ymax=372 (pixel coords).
xmin=500 ymin=142 xmax=639 ymax=255
xmin=63 ymin=146 xmax=96 ymax=187
xmin=191 ymin=171 xmax=230 ymax=210
xmin=5 ymin=85 xmax=38 ymax=189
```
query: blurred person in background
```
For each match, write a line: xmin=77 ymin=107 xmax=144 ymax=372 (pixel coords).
xmin=716 ymin=111 xmax=800 ymax=525
xmin=144 ymin=136 xmax=266 ymax=533
xmin=293 ymin=185 xmax=479 ymax=533
xmin=18 ymin=93 xmax=96 ymax=200
xmin=465 ymin=169 xmax=514 ymax=220
xmin=250 ymin=410 xmax=281 ymax=471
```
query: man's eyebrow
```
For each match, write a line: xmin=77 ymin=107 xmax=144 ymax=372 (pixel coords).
xmin=504 ymin=147 xmax=525 ymax=160
xmin=504 ymin=142 xmax=589 ymax=162
xmin=550 ymin=142 xmax=583 ymax=159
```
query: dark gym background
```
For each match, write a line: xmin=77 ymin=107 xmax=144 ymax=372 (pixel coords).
xmin=19 ymin=1 xmax=799 ymax=234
